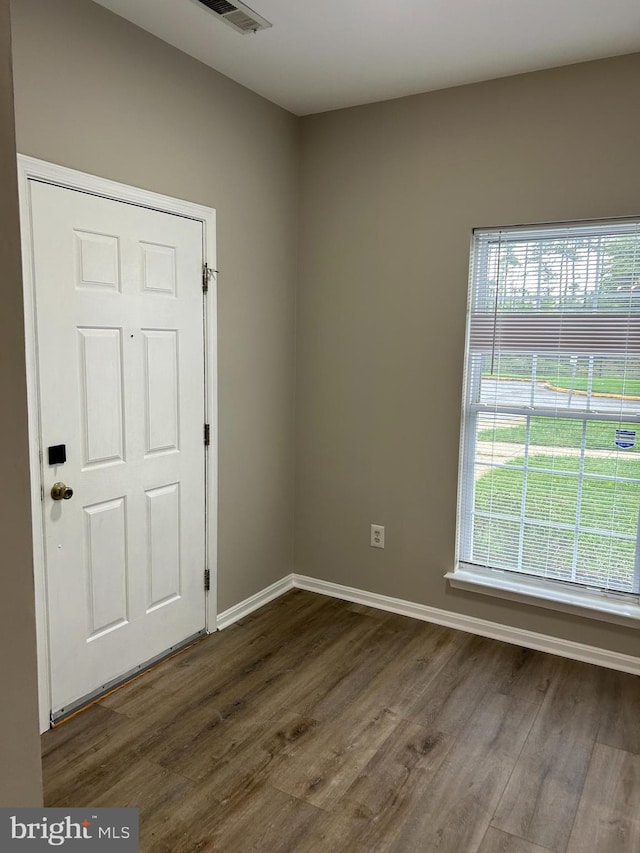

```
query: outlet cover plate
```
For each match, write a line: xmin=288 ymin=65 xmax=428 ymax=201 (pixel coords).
xmin=371 ymin=524 xmax=385 ymax=548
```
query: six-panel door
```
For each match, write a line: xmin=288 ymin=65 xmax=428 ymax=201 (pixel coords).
xmin=30 ymin=181 xmax=206 ymax=715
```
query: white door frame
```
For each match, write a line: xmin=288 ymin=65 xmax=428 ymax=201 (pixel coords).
xmin=17 ymin=155 xmax=218 ymax=733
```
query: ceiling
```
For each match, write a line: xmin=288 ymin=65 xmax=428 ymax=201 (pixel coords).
xmin=93 ymin=0 xmax=640 ymax=116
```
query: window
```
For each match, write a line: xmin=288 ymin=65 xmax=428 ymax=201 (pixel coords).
xmin=455 ymin=219 xmax=640 ymax=612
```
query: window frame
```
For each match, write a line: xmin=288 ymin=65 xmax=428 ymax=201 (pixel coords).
xmin=449 ymin=218 xmax=640 ymax=626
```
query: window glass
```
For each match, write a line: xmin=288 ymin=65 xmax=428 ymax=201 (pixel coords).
xmin=458 ymin=221 xmax=640 ymax=595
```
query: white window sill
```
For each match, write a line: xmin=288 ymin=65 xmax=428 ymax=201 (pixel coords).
xmin=445 ymin=564 xmax=640 ymax=628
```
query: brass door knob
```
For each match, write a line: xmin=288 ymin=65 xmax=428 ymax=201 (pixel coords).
xmin=51 ymin=482 xmax=74 ymax=501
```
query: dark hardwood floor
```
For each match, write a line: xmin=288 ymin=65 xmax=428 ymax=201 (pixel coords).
xmin=42 ymin=590 xmax=640 ymax=852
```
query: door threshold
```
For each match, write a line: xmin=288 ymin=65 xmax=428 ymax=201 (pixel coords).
xmin=51 ymin=629 xmax=208 ymax=726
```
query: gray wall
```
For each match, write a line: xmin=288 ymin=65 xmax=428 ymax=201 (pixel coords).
xmin=0 ymin=0 xmax=42 ymax=806
xmin=11 ymin=0 xmax=299 ymax=611
xmin=297 ymin=54 xmax=640 ymax=656
xmin=7 ymin=7 xmax=640 ymax=791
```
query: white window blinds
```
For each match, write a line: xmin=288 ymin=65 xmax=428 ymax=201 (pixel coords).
xmin=458 ymin=219 xmax=640 ymax=595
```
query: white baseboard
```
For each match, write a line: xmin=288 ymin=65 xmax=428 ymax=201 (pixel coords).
xmin=293 ymin=574 xmax=640 ymax=676
xmin=216 ymin=572 xmax=640 ymax=676
xmin=216 ymin=574 xmax=294 ymax=630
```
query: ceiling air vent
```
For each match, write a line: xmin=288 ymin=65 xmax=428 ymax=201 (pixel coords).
xmin=194 ymin=0 xmax=272 ymax=34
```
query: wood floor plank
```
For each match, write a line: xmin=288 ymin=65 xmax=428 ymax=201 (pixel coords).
xmin=41 ymin=591 xmax=640 ymax=853
xmin=294 ymin=719 xmax=453 ymax=851
xmin=300 ymin=613 xmax=424 ymax=721
xmin=44 ymin=717 xmax=155 ymax=807
xmin=389 ymin=692 xmax=539 ymax=852
xmin=162 ymin=710 xmax=321 ymax=799
xmin=146 ymin=781 xmax=321 ymax=853
xmin=597 ymin=669 xmax=640 ymax=755
xmin=265 ymin=611 xmax=422 ymax=723
xmin=153 ymin=609 xmax=385 ymax=778
xmin=112 ymin=600 xmax=361 ymax=761
xmin=405 ymin=634 xmax=531 ymax=736
xmin=101 ymin=590 xmax=340 ymax=718
xmin=347 ymin=602 xmax=388 ymax=619
xmin=44 ymin=603 xmax=379 ymax=806
xmin=491 ymin=657 xmax=606 ymax=853
xmin=52 ymin=755 xmax=196 ymax=843
xmin=496 ymin=646 xmax=559 ymax=707
xmin=42 ymin=704 xmax=126 ymax=764
xmin=203 ymin=784 xmax=321 ymax=853
xmin=327 ymin=621 xmax=467 ymax=722
xmin=270 ymin=701 xmax=400 ymax=810
xmin=479 ymin=827 xmax=554 ymax=853
xmin=71 ymin=709 xmax=303 ymax=818
xmin=567 ymin=744 xmax=640 ymax=853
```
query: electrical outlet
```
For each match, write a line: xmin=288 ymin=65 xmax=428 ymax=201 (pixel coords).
xmin=371 ymin=524 xmax=385 ymax=549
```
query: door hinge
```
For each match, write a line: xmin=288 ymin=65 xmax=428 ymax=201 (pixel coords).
xmin=204 ymin=569 xmax=210 ymax=592
xmin=204 ymin=423 xmax=210 ymax=446
xmin=203 ymin=263 xmax=212 ymax=293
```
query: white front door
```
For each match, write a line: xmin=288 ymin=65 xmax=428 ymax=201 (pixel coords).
xmin=30 ymin=180 xmax=207 ymax=718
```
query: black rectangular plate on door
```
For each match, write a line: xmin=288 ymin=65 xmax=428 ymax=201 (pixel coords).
xmin=48 ymin=445 xmax=66 ymax=465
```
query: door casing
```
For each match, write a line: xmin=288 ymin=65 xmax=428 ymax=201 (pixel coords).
xmin=17 ymin=155 xmax=218 ymax=733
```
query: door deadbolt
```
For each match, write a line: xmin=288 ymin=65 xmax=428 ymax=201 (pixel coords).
xmin=51 ymin=482 xmax=73 ymax=501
